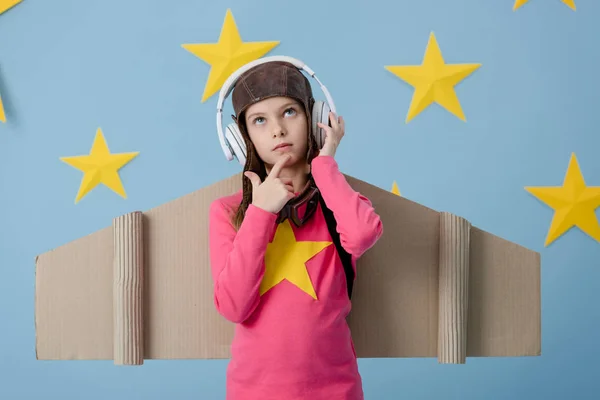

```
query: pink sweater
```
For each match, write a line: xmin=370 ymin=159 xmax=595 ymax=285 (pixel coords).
xmin=209 ymin=155 xmax=383 ymax=400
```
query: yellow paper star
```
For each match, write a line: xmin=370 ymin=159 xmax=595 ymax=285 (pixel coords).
xmin=0 ymin=94 xmax=5 ymax=123
xmin=385 ymin=32 xmax=481 ymax=123
xmin=513 ymin=0 xmax=576 ymax=11
xmin=182 ymin=8 xmax=280 ymax=103
xmin=60 ymin=128 xmax=139 ymax=204
xmin=0 ymin=0 xmax=22 ymax=15
xmin=261 ymin=220 xmax=332 ymax=299
xmin=391 ymin=181 xmax=401 ymax=196
xmin=525 ymin=153 xmax=600 ymax=246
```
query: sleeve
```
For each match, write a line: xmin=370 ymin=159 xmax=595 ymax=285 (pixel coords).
xmin=311 ymin=155 xmax=384 ymax=258
xmin=208 ymin=198 xmax=278 ymax=323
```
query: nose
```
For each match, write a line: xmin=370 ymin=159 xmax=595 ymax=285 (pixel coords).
xmin=271 ymin=120 xmax=286 ymax=138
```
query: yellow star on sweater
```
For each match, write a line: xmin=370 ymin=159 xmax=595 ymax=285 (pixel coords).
xmin=261 ymin=220 xmax=332 ymax=299
xmin=385 ymin=32 xmax=481 ymax=123
xmin=60 ymin=128 xmax=139 ymax=203
xmin=525 ymin=153 xmax=600 ymax=246
xmin=182 ymin=8 xmax=280 ymax=103
xmin=513 ymin=0 xmax=576 ymax=11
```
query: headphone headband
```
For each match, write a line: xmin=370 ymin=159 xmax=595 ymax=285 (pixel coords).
xmin=216 ymin=55 xmax=336 ymax=161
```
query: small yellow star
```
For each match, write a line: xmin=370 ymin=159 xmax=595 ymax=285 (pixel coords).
xmin=513 ymin=0 xmax=576 ymax=11
xmin=525 ymin=153 xmax=600 ymax=246
xmin=391 ymin=181 xmax=401 ymax=196
xmin=182 ymin=8 xmax=280 ymax=103
xmin=60 ymin=128 xmax=139 ymax=203
xmin=0 ymin=0 xmax=22 ymax=15
xmin=385 ymin=32 xmax=481 ymax=123
xmin=261 ymin=220 xmax=332 ymax=299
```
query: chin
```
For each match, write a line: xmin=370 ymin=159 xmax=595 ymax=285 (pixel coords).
xmin=265 ymin=151 xmax=303 ymax=167
xmin=280 ymin=150 xmax=306 ymax=163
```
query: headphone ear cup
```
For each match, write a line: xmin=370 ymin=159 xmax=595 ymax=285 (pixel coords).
xmin=225 ymin=123 xmax=247 ymax=166
xmin=311 ymin=100 xmax=331 ymax=149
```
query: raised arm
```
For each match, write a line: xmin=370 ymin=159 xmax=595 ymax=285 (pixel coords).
xmin=311 ymin=155 xmax=383 ymax=258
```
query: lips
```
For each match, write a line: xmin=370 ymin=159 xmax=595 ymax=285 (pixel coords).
xmin=273 ymin=142 xmax=292 ymax=150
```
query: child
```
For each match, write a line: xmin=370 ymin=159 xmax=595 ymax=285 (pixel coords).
xmin=209 ymin=60 xmax=384 ymax=400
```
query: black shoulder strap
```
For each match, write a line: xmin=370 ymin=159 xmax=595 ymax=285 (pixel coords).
xmin=318 ymin=194 xmax=355 ymax=299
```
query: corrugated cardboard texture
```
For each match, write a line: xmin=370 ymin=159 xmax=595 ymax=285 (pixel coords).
xmin=35 ymin=173 xmax=541 ymax=364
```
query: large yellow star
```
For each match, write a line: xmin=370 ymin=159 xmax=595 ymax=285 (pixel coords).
xmin=182 ymin=8 xmax=280 ymax=103
xmin=261 ymin=220 xmax=332 ymax=299
xmin=513 ymin=0 xmax=576 ymax=11
xmin=525 ymin=153 xmax=600 ymax=246
xmin=385 ymin=32 xmax=481 ymax=123
xmin=0 ymin=0 xmax=22 ymax=15
xmin=60 ymin=128 xmax=139 ymax=204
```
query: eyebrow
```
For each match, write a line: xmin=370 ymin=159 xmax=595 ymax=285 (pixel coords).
xmin=279 ymin=101 xmax=299 ymax=110
xmin=246 ymin=102 xmax=299 ymax=120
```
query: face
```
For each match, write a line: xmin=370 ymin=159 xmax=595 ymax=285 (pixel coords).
xmin=244 ymin=96 xmax=309 ymax=170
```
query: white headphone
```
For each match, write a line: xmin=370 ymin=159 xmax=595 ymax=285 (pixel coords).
xmin=216 ymin=55 xmax=337 ymax=166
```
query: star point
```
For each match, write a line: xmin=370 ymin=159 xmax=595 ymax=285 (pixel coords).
xmin=261 ymin=220 xmax=332 ymax=299
xmin=513 ymin=0 xmax=576 ymax=11
xmin=0 ymin=0 xmax=22 ymax=15
xmin=513 ymin=0 xmax=529 ymax=10
xmin=0 ymin=94 xmax=5 ymax=123
xmin=525 ymin=153 xmax=600 ymax=246
xmin=182 ymin=8 xmax=280 ymax=103
xmin=60 ymin=128 xmax=139 ymax=204
xmin=385 ymin=32 xmax=481 ymax=123
xmin=0 ymin=0 xmax=24 ymax=123
xmin=391 ymin=181 xmax=401 ymax=196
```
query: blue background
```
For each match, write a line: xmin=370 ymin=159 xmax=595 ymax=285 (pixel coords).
xmin=1 ymin=0 xmax=599 ymax=399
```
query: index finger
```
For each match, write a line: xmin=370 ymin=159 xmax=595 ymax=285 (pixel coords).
xmin=329 ymin=111 xmax=339 ymax=126
xmin=268 ymin=154 xmax=291 ymax=178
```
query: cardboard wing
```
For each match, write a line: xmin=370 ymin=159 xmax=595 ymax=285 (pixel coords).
xmin=35 ymin=173 xmax=541 ymax=365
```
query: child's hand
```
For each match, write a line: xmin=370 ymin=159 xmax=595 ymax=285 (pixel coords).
xmin=317 ymin=112 xmax=345 ymax=158
xmin=244 ymin=154 xmax=295 ymax=214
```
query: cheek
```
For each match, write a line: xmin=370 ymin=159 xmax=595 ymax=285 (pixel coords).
xmin=248 ymin=130 xmax=273 ymax=159
xmin=293 ymin=124 xmax=309 ymax=150
xmin=256 ymin=144 xmax=272 ymax=160
xmin=297 ymin=138 xmax=309 ymax=154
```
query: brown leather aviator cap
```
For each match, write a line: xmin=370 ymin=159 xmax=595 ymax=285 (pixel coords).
xmin=231 ymin=61 xmax=314 ymax=121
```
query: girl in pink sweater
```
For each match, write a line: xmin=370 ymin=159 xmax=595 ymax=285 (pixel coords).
xmin=209 ymin=59 xmax=383 ymax=400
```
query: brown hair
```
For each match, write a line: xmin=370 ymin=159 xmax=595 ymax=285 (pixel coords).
xmin=230 ymin=105 xmax=320 ymax=231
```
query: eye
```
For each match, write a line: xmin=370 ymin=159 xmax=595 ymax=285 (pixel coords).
xmin=253 ymin=116 xmax=265 ymax=125
xmin=284 ymin=107 xmax=297 ymax=117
